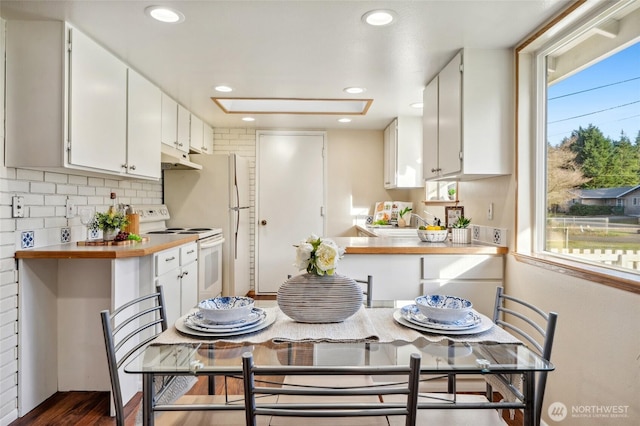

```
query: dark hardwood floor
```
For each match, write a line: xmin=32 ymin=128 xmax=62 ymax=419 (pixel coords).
xmin=9 ymin=376 xmax=522 ymax=425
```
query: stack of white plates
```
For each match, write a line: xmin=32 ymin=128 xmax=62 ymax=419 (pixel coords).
xmin=176 ymin=307 xmax=275 ymax=338
xmin=393 ymin=304 xmax=494 ymax=335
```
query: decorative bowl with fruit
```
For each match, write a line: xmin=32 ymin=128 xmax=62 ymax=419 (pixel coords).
xmin=417 ymin=225 xmax=449 ymax=242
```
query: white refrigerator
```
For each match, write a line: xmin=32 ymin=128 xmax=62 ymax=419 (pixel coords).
xmin=164 ymin=153 xmax=251 ymax=297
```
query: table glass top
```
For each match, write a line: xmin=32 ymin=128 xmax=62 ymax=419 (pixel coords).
xmin=125 ymin=300 xmax=553 ymax=375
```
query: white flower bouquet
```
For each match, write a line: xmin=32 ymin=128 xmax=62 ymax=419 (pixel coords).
xmin=294 ymin=234 xmax=345 ymax=276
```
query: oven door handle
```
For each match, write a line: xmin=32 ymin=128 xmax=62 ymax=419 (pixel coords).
xmin=199 ymin=238 xmax=225 ymax=249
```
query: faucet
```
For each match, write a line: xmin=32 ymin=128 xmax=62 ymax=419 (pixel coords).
xmin=420 ymin=211 xmax=442 ymax=227
xmin=411 ymin=213 xmax=429 ymax=227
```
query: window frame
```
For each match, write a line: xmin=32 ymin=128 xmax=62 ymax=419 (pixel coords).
xmin=516 ymin=0 xmax=640 ymax=294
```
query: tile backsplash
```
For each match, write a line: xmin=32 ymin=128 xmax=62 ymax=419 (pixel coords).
xmin=471 ymin=225 xmax=508 ymax=247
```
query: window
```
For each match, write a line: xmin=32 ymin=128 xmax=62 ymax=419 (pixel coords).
xmin=531 ymin=0 xmax=640 ymax=277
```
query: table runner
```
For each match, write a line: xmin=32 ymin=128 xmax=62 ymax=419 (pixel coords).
xmin=153 ymin=306 xmax=521 ymax=346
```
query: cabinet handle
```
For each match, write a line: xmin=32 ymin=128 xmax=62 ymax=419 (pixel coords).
xmin=177 ymin=142 xmax=183 ymax=147
xmin=187 ymin=249 xmax=195 ymax=254
xmin=129 ymin=165 xmax=136 ymax=171
xmin=202 ymin=146 xmax=208 ymax=151
xmin=165 ymin=256 xmax=176 ymax=262
xmin=431 ymin=168 xmax=442 ymax=173
xmin=179 ymin=271 xmax=189 ymax=278
xmin=122 ymin=163 xmax=128 ymax=169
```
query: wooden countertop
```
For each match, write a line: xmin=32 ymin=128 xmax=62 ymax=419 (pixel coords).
xmin=14 ymin=234 xmax=198 ymax=259
xmin=333 ymin=236 xmax=508 ymax=255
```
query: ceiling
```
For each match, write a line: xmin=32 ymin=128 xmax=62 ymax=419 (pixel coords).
xmin=0 ymin=1 xmax=571 ymax=131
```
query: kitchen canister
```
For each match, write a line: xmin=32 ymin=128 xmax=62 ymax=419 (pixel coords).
xmin=277 ymin=273 xmax=363 ymax=323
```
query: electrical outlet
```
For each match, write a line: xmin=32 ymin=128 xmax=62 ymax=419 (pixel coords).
xmin=65 ymin=199 xmax=74 ymax=219
xmin=12 ymin=196 xmax=24 ymax=218
xmin=487 ymin=202 xmax=494 ymax=220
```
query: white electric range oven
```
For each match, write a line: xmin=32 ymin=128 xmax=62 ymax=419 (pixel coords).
xmin=134 ymin=205 xmax=224 ymax=300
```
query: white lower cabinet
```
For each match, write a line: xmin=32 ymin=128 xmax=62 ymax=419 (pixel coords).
xmin=420 ymin=254 xmax=503 ymax=317
xmin=155 ymin=243 xmax=198 ymax=325
xmin=338 ymin=254 xmax=423 ymax=300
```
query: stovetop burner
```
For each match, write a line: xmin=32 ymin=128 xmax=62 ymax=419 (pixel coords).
xmin=132 ymin=204 xmax=222 ymax=240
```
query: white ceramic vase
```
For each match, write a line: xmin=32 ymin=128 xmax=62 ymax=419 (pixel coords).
xmin=277 ymin=273 xmax=363 ymax=323
xmin=451 ymin=227 xmax=471 ymax=244
xmin=103 ymin=228 xmax=120 ymax=241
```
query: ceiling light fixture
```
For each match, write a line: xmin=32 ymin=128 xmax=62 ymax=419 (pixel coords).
xmin=344 ymin=87 xmax=366 ymax=94
xmin=215 ymin=85 xmax=233 ymax=93
xmin=145 ymin=6 xmax=185 ymax=23
xmin=410 ymin=102 xmax=423 ymax=109
xmin=338 ymin=118 xmax=352 ymax=123
xmin=242 ymin=117 xmax=255 ymax=122
xmin=362 ymin=9 xmax=396 ymax=26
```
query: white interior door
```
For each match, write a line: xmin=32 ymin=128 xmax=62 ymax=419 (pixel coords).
xmin=256 ymin=131 xmax=326 ymax=294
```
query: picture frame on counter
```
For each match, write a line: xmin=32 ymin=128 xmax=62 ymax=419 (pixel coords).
xmin=445 ymin=206 xmax=464 ymax=228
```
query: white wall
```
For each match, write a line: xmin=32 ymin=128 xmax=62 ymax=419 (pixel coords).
xmin=325 ymin=129 xmax=420 ymax=237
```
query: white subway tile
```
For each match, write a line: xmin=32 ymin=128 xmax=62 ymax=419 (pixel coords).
xmin=44 ymin=195 xmax=66 ymax=206
xmin=56 ymin=184 xmax=78 ymax=195
xmin=88 ymin=177 xmax=104 ymax=187
xmin=44 ymin=171 xmax=68 ymax=183
xmin=30 ymin=206 xmax=56 ymax=218
xmin=68 ymin=175 xmax=88 ymax=185
xmin=30 ymin=182 xmax=56 ymax=194
xmin=15 ymin=218 xmax=43 ymax=231
xmin=0 ymin=220 xmax=16 ymax=233
xmin=6 ymin=180 xmax=29 ymax=193
xmin=16 ymin=169 xmax=44 ymax=182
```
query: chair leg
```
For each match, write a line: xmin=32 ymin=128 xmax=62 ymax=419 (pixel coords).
xmin=242 ymin=353 xmax=257 ymax=426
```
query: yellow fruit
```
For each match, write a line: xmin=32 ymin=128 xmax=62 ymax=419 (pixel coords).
xmin=426 ymin=225 xmax=440 ymax=230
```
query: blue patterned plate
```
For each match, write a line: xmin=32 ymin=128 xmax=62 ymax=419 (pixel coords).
xmin=184 ymin=308 xmax=265 ymax=331
xmin=400 ymin=304 xmax=481 ymax=331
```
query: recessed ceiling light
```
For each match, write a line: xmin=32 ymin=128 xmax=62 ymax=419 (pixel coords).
xmin=338 ymin=118 xmax=352 ymax=123
xmin=362 ymin=10 xmax=396 ymax=26
xmin=344 ymin=87 xmax=366 ymax=94
xmin=410 ymin=102 xmax=423 ymax=109
xmin=145 ymin=6 xmax=185 ymax=23
xmin=215 ymin=85 xmax=233 ymax=93
xmin=242 ymin=117 xmax=255 ymax=122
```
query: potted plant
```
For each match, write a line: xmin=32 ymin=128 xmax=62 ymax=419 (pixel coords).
xmin=451 ymin=216 xmax=472 ymax=244
xmin=397 ymin=207 xmax=412 ymax=228
xmin=448 ymin=187 xmax=456 ymax=200
xmin=91 ymin=209 xmax=129 ymax=241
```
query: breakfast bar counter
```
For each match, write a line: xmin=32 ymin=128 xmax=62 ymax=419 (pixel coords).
xmin=333 ymin=236 xmax=508 ymax=255
xmin=14 ymin=234 xmax=197 ymax=259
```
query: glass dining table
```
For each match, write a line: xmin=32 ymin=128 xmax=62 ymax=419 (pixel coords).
xmin=125 ymin=300 xmax=554 ymax=426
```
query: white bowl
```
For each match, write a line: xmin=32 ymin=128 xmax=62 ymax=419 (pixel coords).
xmin=417 ymin=229 xmax=448 ymax=242
xmin=415 ymin=294 xmax=473 ymax=323
xmin=198 ymin=296 xmax=254 ymax=323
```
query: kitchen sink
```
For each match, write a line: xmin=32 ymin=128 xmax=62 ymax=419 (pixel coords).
xmin=368 ymin=227 xmax=420 ymax=238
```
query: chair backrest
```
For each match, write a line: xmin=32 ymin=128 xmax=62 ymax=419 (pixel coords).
xmin=242 ymin=351 xmax=421 ymax=426
xmin=100 ymin=285 xmax=168 ymax=426
xmin=492 ymin=286 xmax=558 ymax=424
xmin=355 ymin=275 xmax=374 ymax=307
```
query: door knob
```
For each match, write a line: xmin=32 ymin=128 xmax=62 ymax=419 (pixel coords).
xmin=261 ymin=220 xmax=267 ymax=226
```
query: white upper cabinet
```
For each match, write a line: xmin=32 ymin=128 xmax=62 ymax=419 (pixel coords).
xmin=177 ymin=104 xmax=191 ymax=154
xmin=423 ymin=49 xmax=513 ymax=181
xmin=384 ymin=117 xmax=423 ymax=189
xmin=127 ymin=68 xmax=161 ymax=179
xmin=5 ymin=21 xmax=161 ymax=179
xmin=189 ymin=114 xmax=204 ymax=153
xmin=202 ymin=124 xmax=214 ymax=154
xmin=68 ymin=26 xmax=127 ymax=173
xmin=161 ymin=93 xmax=178 ymax=148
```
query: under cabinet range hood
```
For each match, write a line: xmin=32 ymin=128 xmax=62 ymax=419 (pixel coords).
xmin=160 ymin=144 xmax=203 ymax=170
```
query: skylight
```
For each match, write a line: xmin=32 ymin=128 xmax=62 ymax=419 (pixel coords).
xmin=212 ymin=98 xmax=373 ymax=115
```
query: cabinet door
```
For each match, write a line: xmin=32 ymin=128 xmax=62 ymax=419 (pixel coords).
xmin=180 ymin=261 xmax=199 ymax=315
xmin=176 ymin=104 xmax=190 ymax=154
xmin=383 ymin=120 xmax=397 ymax=188
xmin=189 ymin=115 xmax=204 ymax=153
xmin=202 ymin=124 xmax=214 ymax=154
xmin=68 ymin=27 xmax=127 ymax=173
xmin=157 ymin=271 xmax=181 ymax=326
xmin=438 ymin=52 xmax=462 ymax=176
xmin=423 ymin=76 xmax=439 ymax=179
xmin=161 ymin=93 xmax=178 ymax=148
xmin=127 ymin=69 xmax=161 ymax=179
xmin=395 ymin=116 xmax=423 ymax=187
